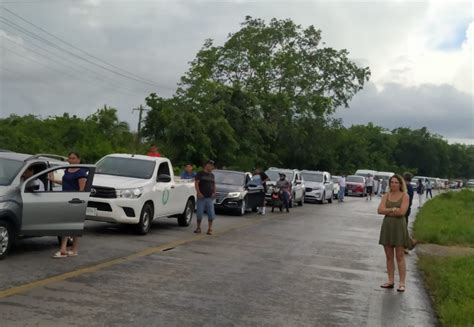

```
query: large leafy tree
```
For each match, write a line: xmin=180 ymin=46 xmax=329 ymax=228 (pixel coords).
xmin=144 ymin=16 xmax=370 ymax=169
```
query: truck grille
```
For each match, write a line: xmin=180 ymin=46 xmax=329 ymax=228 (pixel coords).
xmin=91 ymin=186 xmax=117 ymax=199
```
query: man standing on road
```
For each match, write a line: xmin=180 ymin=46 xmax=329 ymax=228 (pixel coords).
xmin=425 ymin=179 xmax=433 ymax=199
xmin=276 ymin=173 xmax=291 ymax=212
xmin=180 ymin=163 xmax=196 ymax=180
xmin=195 ymin=160 xmax=216 ymax=235
xmin=365 ymin=174 xmax=374 ymax=201
xmin=338 ymin=175 xmax=346 ymax=202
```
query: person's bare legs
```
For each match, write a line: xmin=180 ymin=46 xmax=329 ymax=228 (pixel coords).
xmin=208 ymin=220 xmax=213 ymax=234
xmin=59 ymin=237 xmax=68 ymax=255
xmin=383 ymin=246 xmax=395 ymax=284
xmin=395 ymin=246 xmax=406 ymax=288
xmin=70 ymin=237 xmax=79 ymax=255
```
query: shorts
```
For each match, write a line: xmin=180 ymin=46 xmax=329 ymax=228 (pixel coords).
xmin=366 ymin=186 xmax=373 ymax=194
xmin=196 ymin=197 xmax=216 ymax=221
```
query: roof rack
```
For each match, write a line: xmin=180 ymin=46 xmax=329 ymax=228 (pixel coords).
xmin=25 ymin=154 xmax=68 ymax=162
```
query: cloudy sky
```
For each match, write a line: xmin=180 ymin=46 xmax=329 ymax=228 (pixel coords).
xmin=0 ymin=0 xmax=473 ymax=144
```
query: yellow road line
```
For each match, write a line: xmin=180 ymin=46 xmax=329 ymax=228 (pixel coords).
xmin=0 ymin=218 xmax=261 ymax=299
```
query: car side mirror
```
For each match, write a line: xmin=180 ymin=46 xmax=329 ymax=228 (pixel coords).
xmin=157 ymin=174 xmax=172 ymax=183
xmin=25 ymin=182 xmax=40 ymax=192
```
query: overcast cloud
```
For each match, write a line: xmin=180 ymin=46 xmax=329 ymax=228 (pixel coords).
xmin=0 ymin=0 xmax=472 ymax=143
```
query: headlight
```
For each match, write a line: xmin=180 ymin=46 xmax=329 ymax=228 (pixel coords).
xmin=227 ymin=192 xmax=242 ymax=198
xmin=116 ymin=187 xmax=143 ymax=198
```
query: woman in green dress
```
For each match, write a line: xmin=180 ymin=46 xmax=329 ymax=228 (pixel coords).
xmin=378 ymin=174 xmax=410 ymax=292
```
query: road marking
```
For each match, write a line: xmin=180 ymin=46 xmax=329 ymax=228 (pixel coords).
xmin=0 ymin=218 xmax=261 ymax=299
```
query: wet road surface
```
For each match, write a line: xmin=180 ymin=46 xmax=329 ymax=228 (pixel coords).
xmin=0 ymin=196 xmax=436 ymax=326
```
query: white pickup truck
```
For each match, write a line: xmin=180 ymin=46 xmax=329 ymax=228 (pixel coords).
xmin=86 ymin=154 xmax=196 ymax=235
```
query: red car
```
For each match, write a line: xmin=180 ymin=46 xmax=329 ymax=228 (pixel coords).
xmin=345 ymin=175 xmax=367 ymax=197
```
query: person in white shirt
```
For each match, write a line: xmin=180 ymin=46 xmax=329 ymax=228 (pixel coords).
xmin=365 ymin=174 xmax=374 ymax=201
xmin=338 ymin=175 xmax=346 ymax=202
xmin=21 ymin=167 xmax=45 ymax=192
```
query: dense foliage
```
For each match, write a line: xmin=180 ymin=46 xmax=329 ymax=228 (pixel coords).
xmin=1 ymin=18 xmax=472 ymax=178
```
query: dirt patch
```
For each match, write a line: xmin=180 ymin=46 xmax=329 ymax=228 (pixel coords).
xmin=416 ymin=243 xmax=474 ymax=257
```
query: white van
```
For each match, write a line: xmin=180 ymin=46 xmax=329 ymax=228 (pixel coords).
xmin=355 ymin=169 xmax=378 ymax=194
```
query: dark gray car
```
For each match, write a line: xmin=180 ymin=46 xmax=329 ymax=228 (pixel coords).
xmin=0 ymin=152 xmax=95 ymax=259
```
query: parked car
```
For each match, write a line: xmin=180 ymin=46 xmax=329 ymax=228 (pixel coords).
xmin=85 ymin=154 xmax=196 ymax=235
xmin=374 ymin=171 xmax=394 ymax=194
xmin=466 ymin=179 xmax=474 ymax=188
xmin=345 ymin=175 xmax=366 ymax=197
xmin=331 ymin=175 xmax=340 ymax=199
xmin=265 ymin=168 xmax=305 ymax=207
xmin=0 ymin=152 xmax=95 ymax=259
xmin=301 ymin=170 xmax=333 ymax=204
xmin=213 ymin=169 xmax=264 ymax=215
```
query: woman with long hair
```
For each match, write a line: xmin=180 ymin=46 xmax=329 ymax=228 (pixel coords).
xmin=377 ymin=174 xmax=410 ymax=292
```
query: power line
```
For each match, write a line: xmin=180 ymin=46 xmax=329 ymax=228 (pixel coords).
xmin=2 ymin=7 xmax=168 ymax=89
xmin=0 ymin=15 xmax=174 ymax=91
xmin=1 ymin=33 xmax=144 ymax=96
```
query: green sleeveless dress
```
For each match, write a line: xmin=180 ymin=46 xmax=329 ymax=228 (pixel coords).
xmin=378 ymin=195 xmax=411 ymax=247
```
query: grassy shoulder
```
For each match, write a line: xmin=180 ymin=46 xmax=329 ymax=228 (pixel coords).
xmin=418 ymin=255 xmax=474 ymax=327
xmin=413 ymin=190 xmax=474 ymax=246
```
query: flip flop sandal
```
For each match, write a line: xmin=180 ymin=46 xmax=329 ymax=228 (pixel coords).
xmin=206 ymin=230 xmax=213 ymax=235
xmin=67 ymin=251 xmax=78 ymax=257
xmin=380 ymin=283 xmax=395 ymax=289
xmin=397 ymin=285 xmax=406 ymax=292
xmin=193 ymin=228 xmax=201 ymax=234
xmin=52 ymin=251 xmax=68 ymax=258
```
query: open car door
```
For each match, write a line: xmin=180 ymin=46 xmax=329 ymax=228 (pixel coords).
xmin=20 ymin=164 xmax=95 ymax=236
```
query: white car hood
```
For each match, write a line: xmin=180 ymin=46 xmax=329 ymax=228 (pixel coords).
xmin=93 ymin=174 xmax=148 ymax=189
xmin=305 ymin=181 xmax=324 ymax=188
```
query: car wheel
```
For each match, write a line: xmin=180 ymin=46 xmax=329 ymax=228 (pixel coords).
xmin=0 ymin=221 xmax=13 ymax=260
xmin=237 ymin=198 xmax=246 ymax=216
xmin=57 ymin=236 xmax=73 ymax=247
xmin=328 ymin=193 xmax=333 ymax=204
xmin=178 ymin=198 xmax=194 ymax=227
xmin=251 ymin=207 xmax=258 ymax=213
xmin=136 ymin=203 xmax=153 ymax=235
xmin=318 ymin=192 xmax=325 ymax=204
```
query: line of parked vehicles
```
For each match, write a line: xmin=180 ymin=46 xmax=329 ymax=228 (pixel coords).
xmin=1 ymin=149 xmax=472 ymax=259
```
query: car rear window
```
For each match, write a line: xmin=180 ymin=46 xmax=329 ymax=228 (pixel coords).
xmin=0 ymin=158 xmax=24 ymax=185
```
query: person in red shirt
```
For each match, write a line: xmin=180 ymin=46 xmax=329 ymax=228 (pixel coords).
xmin=146 ymin=144 xmax=161 ymax=157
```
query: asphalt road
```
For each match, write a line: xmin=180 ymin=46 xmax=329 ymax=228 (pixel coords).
xmin=0 ymin=196 xmax=437 ymax=326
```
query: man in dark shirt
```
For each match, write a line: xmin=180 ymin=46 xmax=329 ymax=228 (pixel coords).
xmin=194 ymin=160 xmax=216 ymax=235
xmin=404 ymin=173 xmax=417 ymax=252
xmin=252 ymin=168 xmax=269 ymax=215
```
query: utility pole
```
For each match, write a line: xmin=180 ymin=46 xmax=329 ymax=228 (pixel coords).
xmin=132 ymin=105 xmax=150 ymax=154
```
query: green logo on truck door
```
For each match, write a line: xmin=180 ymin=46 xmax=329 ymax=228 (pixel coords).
xmin=162 ymin=189 xmax=170 ymax=205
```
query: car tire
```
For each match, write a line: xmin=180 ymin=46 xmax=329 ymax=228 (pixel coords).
xmin=136 ymin=203 xmax=153 ymax=235
xmin=178 ymin=198 xmax=194 ymax=227
xmin=251 ymin=207 xmax=258 ymax=213
xmin=0 ymin=221 xmax=13 ymax=260
xmin=328 ymin=193 xmax=333 ymax=204
xmin=237 ymin=198 xmax=246 ymax=216
xmin=298 ymin=194 xmax=304 ymax=206
xmin=318 ymin=192 xmax=326 ymax=204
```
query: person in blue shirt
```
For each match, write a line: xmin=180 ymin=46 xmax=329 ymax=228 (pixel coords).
xmin=51 ymin=152 xmax=88 ymax=258
xmin=180 ymin=163 xmax=196 ymax=180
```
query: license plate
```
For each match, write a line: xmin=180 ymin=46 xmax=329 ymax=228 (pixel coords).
xmin=86 ymin=207 xmax=97 ymax=216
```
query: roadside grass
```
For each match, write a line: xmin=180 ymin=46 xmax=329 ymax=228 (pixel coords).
xmin=413 ymin=190 xmax=474 ymax=246
xmin=418 ymin=255 xmax=474 ymax=327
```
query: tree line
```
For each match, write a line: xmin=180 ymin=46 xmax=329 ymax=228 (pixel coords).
xmin=1 ymin=17 xmax=472 ymax=178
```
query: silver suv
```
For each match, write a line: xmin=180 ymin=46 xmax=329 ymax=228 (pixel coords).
xmin=0 ymin=152 xmax=95 ymax=259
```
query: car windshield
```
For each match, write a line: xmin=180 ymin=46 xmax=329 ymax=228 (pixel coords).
xmin=266 ymin=170 xmax=294 ymax=181
xmin=96 ymin=157 xmax=156 ymax=179
xmin=213 ymin=171 xmax=244 ymax=185
xmin=347 ymin=176 xmax=364 ymax=183
xmin=302 ymin=173 xmax=324 ymax=182
xmin=0 ymin=158 xmax=24 ymax=185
